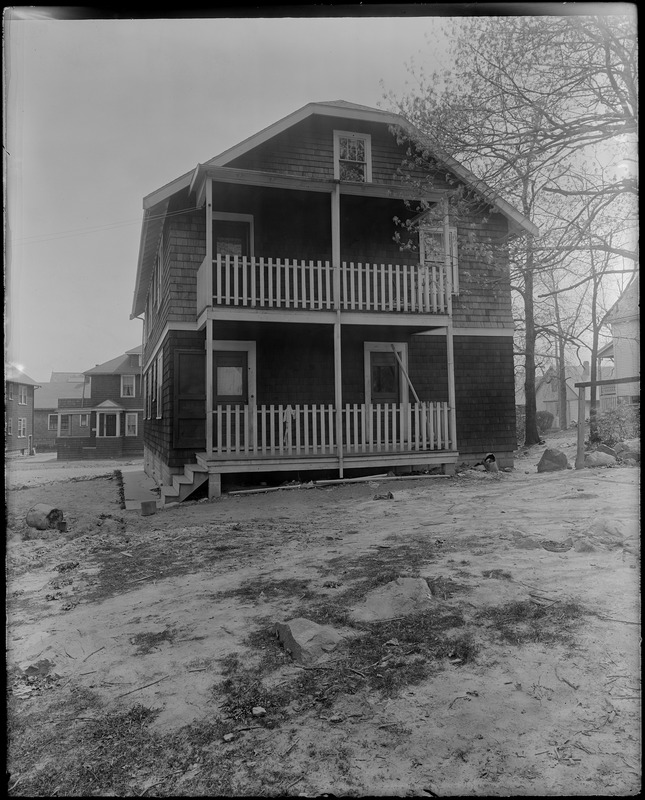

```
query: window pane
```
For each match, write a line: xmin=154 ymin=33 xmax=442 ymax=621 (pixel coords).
xmin=339 ymin=162 xmax=366 ymax=182
xmin=217 ymin=366 xmax=244 ymax=396
xmin=60 ymin=415 xmax=70 ymax=430
xmin=216 ymin=237 xmax=244 ymax=257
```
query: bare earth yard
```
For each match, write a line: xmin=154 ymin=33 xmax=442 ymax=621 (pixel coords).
xmin=6 ymin=431 xmax=641 ymax=796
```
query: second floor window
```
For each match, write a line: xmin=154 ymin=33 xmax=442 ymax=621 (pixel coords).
xmin=121 ymin=375 xmax=136 ymax=397
xmin=334 ymin=131 xmax=372 ymax=183
xmin=18 ymin=385 xmax=28 ymax=404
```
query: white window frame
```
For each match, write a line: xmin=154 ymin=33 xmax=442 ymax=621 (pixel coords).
xmin=363 ymin=342 xmax=409 ymax=407
xmin=80 ymin=413 xmax=89 ymax=427
xmin=7 ymin=417 xmax=12 ymax=435
xmin=18 ymin=385 xmax=28 ymax=405
xmin=7 ymin=383 xmax=14 ymax=400
xmin=419 ymin=223 xmax=459 ymax=295
xmin=125 ymin=412 xmax=138 ymax=437
xmin=121 ymin=374 xmax=136 ymax=398
xmin=156 ymin=351 xmax=163 ymax=419
xmin=17 ymin=417 xmax=27 ymax=437
xmin=333 ymin=130 xmax=372 ymax=183
xmin=48 ymin=414 xmax=58 ymax=431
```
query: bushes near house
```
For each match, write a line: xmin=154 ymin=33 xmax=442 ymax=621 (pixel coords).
xmin=536 ymin=410 xmax=554 ymax=433
xmin=596 ymin=404 xmax=640 ymax=447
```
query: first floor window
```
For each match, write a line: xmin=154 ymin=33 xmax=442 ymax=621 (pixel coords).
xmin=80 ymin=413 xmax=89 ymax=427
xmin=18 ymin=418 xmax=27 ymax=437
xmin=60 ymin=414 xmax=70 ymax=432
xmin=7 ymin=417 xmax=12 ymax=435
xmin=125 ymin=413 xmax=138 ymax=437
xmin=48 ymin=414 xmax=58 ymax=431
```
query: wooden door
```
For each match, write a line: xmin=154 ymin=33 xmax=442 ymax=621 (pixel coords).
xmin=173 ymin=350 xmax=206 ymax=449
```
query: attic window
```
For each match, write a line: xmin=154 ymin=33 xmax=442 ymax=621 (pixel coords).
xmin=334 ymin=131 xmax=372 ymax=183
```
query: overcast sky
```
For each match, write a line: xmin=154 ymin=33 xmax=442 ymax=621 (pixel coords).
xmin=5 ymin=9 xmax=457 ymax=381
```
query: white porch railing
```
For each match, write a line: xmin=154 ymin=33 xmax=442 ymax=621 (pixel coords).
xmin=211 ymin=401 xmax=452 ymax=457
xmin=197 ymin=255 xmax=450 ymax=315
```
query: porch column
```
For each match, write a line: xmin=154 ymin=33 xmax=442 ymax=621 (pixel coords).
xmin=443 ymin=198 xmax=457 ymax=451
xmin=205 ymin=179 xmax=214 ymax=459
xmin=206 ymin=318 xmax=213 ymax=458
xmin=446 ymin=324 xmax=458 ymax=451
xmin=57 ymin=413 xmax=62 ymax=438
xmin=331 ymin=183 xmax=344 ymax=476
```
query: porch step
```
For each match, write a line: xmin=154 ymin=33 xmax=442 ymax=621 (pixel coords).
xmin=161 ymin=462 xmax=209 ymax=505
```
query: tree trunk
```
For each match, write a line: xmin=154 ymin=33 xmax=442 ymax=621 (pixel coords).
xmin=523 ymin=241 xmax=541 ymax=445
xmin=554 ymin=294 xmax=568 ymax=430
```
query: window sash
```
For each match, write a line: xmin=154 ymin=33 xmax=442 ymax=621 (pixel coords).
xmin=121 ymin=375 xmax=136 ymax=397
xmin=18 ymin=418 xmax=27 ymax=437
xmin=48 ymin=414 xmax=58 ymax=431
xmin=333 ymin=130 xmax=372 ymax=183
xmin=18 ymin=386 xmax=28 ymax=404
xmin=125 ymin=413 xmax=138 ymax=436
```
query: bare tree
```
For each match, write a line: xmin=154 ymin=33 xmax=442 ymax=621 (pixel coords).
xmin=386 ymin=11 xmax=637 ymax=446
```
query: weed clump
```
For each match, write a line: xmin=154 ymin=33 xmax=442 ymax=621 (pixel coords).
xmin=480 ymin=600 xmax=586 ymax=645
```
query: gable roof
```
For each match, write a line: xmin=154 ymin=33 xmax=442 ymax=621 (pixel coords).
xmin=133 ymin=100 xmax=539 ymax=317
xmin=5 ymin=365 xmax=40 ymax=387
xmin=84 ymin=346 xmax=142 ymax=376
xmin=603 ymin=274 xmax=639 ymax=325
xmin=35 ymin=378 xmax=86 ymax=409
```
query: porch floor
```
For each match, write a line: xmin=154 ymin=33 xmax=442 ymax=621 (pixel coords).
xmin=195 ymin=448 xmax=459 ymax=474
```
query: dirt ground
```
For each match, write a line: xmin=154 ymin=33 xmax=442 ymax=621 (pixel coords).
xmin=6 ymin=430 xmax=641 ymax=797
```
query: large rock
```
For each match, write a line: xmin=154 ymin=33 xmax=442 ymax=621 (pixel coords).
xmin=596 ymin=444 xmax=617 ymax=458
xmin=274 ymin=618 xmax=345 ymax=664
xmin=537 ymin=448 xmax=569 ymax=473
xmin=349 ymin=577 xmax=433 ymax=623
xmin=585 ymin=451 xmax=616 ymax=468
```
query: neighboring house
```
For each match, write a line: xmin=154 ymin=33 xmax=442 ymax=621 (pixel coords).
xmin=131 ymin=100 xmax=538 ymax=503
xmin=597 ymin=276 xmax=640 ymax=411
xmin=535 ymin=362 xmax=615 ymax=428
xmin=34 ymin=372 xmax=86 ymax=451
xmin=5 ymin=365 xmax=40 ymax=455
xmin=52 ymin=347 xmax=144 ymax=460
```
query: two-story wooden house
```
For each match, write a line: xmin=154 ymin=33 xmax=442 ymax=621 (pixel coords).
xmin=34 ymin=372 xmax=86 ymax=452
xmin=132 ymin=101 xmax=538 ymax=503
xmin=52 ymin=347 xmax=144 ymax=460
xmin=5 ymin=365 xmax=40 ymax=455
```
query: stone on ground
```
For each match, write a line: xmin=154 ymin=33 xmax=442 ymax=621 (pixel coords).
xmin=349 ymin=576 xmax=433 ymax=623
xmin=537 ymin=448 xmax=569 ymax=473
xmin=274 ymin=617 xmax=345 ymax=665
xmin=585 ymin=450 xmax=616 ymax=467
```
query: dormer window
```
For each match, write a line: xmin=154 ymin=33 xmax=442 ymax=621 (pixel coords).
xmin=334 ymin=131 xmax=372 ymax=183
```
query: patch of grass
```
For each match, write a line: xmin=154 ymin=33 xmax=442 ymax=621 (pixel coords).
xmin=130 ymin=627 xmax=177 ymax=654
xmin=427 ymin=575 xmax=471 ymax=599
xmin=216 ymin=576 xmax=315 ymax=604
xmin=482 ymin=569 xmax=513 ymax=580
xmin=480 ymin=600 xmax=587 ymax=645
xmin=216 ymin=653 xmax=292 ymax=725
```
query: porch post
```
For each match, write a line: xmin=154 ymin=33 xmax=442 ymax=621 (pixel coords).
xmin=205 ymin=179 xmax=213 ymax=459
xmin=443 ymin=198 xmax=457 ymax=452
xmin=575 ymin=385 xmax=586 ymax=469
xmin=57 ymin=413 xmax=62 ymax=438
xmin=206 ymin=318 xmax=213 ymax=458
xmin=331 ymin=183 xmax=344 ymax=477
xmin=446 ymin=324 xmax=457 ymax=451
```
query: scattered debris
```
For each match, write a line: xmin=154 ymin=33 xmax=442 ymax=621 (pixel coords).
xmin=540 ymin=538 xmax=574 ymax=553
xmin=54 ymin=561 xmax=80 ymax=573
xmin=373 ymin=492 xmax=394 ymax=500
xmin=223 ymin=733 xmax=235 ymax=742
xmin=252 ymin=706 xmax=266 ymax=717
